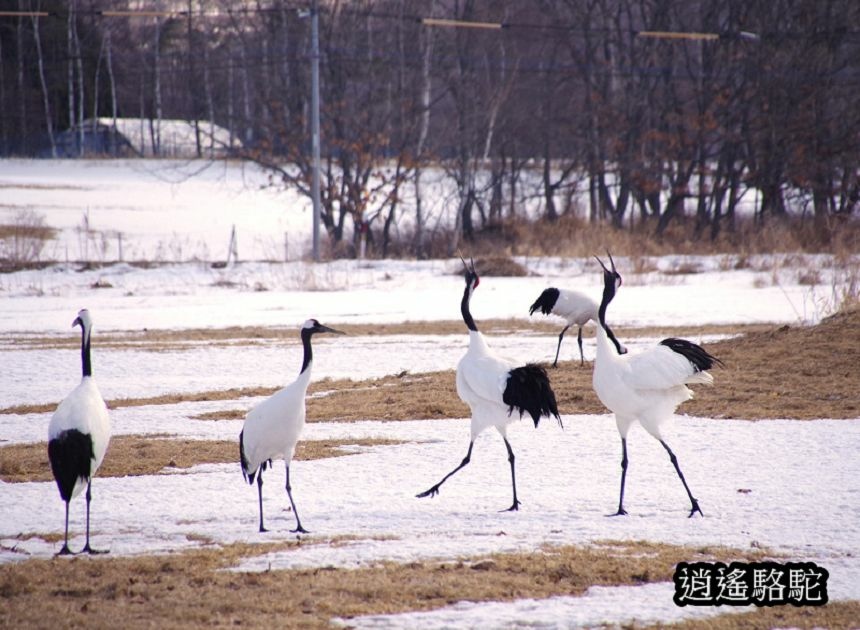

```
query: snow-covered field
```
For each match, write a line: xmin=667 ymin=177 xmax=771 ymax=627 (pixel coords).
xmin=1 ymin=159 xmax=858 ymax=627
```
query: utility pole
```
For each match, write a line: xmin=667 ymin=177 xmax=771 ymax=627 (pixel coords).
xmin=310 ymin=0 xmax=321 ymax=262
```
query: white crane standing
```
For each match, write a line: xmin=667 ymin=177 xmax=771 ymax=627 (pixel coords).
xmin=529 ymin=287 xmax=626 ymax=366
xmin=417 ymin=257 xmax=562 ymax=511
xmin=591 ymin=253 xmax=722 ymax=517
xmin=48 ymin=309 xmax=111 ymax=555
xmin=239 ymin=319 xmax=344 ymax=533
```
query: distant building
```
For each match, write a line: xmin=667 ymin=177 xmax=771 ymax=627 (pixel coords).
xmin=38 ymin=118 xmax=241 ymax=158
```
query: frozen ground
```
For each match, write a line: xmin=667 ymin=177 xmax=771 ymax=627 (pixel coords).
xmin=1 ymin=159 xmax=858 ymax=627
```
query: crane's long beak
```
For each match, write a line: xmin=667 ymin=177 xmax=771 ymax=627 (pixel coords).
xmin=319 ymin=325 xmax=346 ymax=335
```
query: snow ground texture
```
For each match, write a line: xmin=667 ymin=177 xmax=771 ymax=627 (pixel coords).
xmin=1 ymin=159 xmax=858 ymax=628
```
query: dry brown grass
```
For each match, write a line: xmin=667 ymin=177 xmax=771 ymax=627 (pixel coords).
xmin=664 ymin=602 xmax=860 ymax=629
xmin=289 ymin=310 xmax=858 ymax=422
xmin=451 ymin=214 xmax=860 ymax=258
xmin=0 ymin=320 xmax=769 ymax=417
xmin=0 ymin=436 xmax=407 ymax=483
xmin=0 ymin=540 xmax=779 ymax=629
xmin=5 ymin=311 xmax=857 ymax=423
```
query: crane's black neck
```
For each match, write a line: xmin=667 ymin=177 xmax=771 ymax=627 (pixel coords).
xmin=300 ymin=328 xmax=314 ymax=374
xmin=598 ymin=276 xmax=627 ymax=355
xmin=597 ymin=277 xmax=616 ymax=331
xmin=461 ymin=282 xmax=478 ymax=332
xmin=80 ymin=326 xmax=92 ymax=378
xmin=605 ymin=323 xmax=624 ymax=355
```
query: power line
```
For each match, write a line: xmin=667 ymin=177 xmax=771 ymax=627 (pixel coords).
xmin=2 ymin=7 xmax=859 ymax=43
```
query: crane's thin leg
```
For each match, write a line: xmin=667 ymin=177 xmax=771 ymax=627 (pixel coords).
xmin=416 ymin=442 xmax=474 ymax=499
xmin=502 ymin=438 xmax=521 ymax=512
xmin=82 ymin=480 xmax=107 ymax=554
xmin=257 ymin=471 xmax=268 ymax=532
xmin=57 ymin=501 xmax=73 ymax=556
xmin=285 ymin=465 xmax=308 ymax=534
xmin=553 ymin=325 xmax=571 ymax=368
xmin=660 ymin=440 xmax=703 ymax=518
xmin=608 ymin=438 xmax=629 ymax=516
xmin=577 ymin=326 xmax=585 ymax=365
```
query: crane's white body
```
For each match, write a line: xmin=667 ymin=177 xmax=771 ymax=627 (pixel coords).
xmin=590 ymin=252 xmax=717 ymax=517
xmin=550 ymin=289 xmax=599 ymax=327
xmin=593 ymin=325 xmax=712 ymax=439
xmin=241 ymin=366 xmax=312 ymax=475
xmin=457 ymin=330 xmax=519 ymax=439
xmin=239 ymin=318 xmax=342 ymax=533
xmin=417 ymin=260 xmax=559 ymax=511
xmin=48 ymin=377 xmax=111 ymax=499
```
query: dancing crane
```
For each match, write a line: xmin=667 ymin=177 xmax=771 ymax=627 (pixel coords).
xmin=592 ymin=253 xmax=723 ymax=517
xmin=417 ymin=257 xmax=561 ymax=511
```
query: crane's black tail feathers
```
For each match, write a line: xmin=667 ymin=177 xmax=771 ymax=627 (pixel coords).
xmin=48 ymin=429 xmax=94 ymax=502
xmin=239 ymin=431 xmax=270 ymax=485
xmin=503 ymin=364 xmax=562 ymax=428
xmin=660 ymin=338 xmax=725 ymax=372
xmin=528 ymin=288 xmax=560 ymax=316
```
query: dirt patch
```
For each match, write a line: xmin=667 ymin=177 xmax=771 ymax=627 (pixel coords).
xmin=0 ymin=541 xmax=778 ymax=629
xmin=0 ymin=436 xmax=407 ymax=483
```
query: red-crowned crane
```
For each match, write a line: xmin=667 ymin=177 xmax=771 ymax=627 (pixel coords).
xmin=239 ymin=319 xmax=344 ymax=533
xmin=417 ymin=257 xmax=561 ymax=511
xmin=48 ymin=309 xmax=111 ymax=555
xmin=529 ymin=287 xmax=626 ymax=366
xmin=592 ymin=253 xmax=723 ymax=517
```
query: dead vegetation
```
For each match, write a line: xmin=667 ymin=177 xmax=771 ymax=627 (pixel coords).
xmin=0 ymin=540 xmax=781 ymax=629
xmin=2 ymin=312 xmax=857 ymax=424
xmin=0 ymin=436 xmax=407 ymax=484
xmin=0 ymin=320 xmax=769 ymax=417
xmin=1 ymin=310 xmax=858 ymax=627
xmin=203 ymin=309 xmax=860 ymax=423
xmin=443 ymin=214 xmax=860 ymax=260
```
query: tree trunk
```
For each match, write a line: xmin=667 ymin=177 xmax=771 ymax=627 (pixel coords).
xmin=73 ymin=4 xmax=84 ymax=156
xmin=105 ymin=30 xmax=118 ymax=155
xmin=413 ymin=14 xmax=434 ymax=258
xmin=67 ymin=6 xmax=75 ymax=137
xmin=153 ymin=18 xmax=162 ymax=156
xmin=32 ymin=15 xmax=56 ymax=157
xmin=543 ymin=146 xmax=558 ymax=222
xmin=16 ymin=7 xmax=27 ymax=151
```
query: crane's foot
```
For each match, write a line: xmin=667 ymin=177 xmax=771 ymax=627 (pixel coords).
xmin=688 ymin=500 xmax=704 ymax=518
xmin=416 ymin=485 xmax=440 ymax=499
xmin=501 ymin=499 xmax=521 ymax=512
xmin=291 ymin=525 xmax=309 ymax=534
xmin=258 ymin=525 xmax=269 ymax=533
xmin=56 ymin=544 xmax=75 ymax=556
xmin=607 ymin=507 xmax=628 ymax=517
xmin=81 ymin=543 xmax=108 ymax=555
